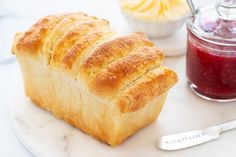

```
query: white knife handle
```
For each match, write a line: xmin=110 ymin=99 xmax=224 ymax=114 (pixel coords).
xmin=219 ymin=119 xmax=236 ymax=132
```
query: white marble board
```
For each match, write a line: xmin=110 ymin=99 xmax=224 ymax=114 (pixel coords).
xmin=8 ymin=56 xmax=236 ymax=157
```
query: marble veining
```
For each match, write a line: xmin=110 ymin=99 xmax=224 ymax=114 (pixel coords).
xmin=63 ymin=130 xmax=76 ymax=157
xmin=39 ymin=119 xmax=55 ymax=129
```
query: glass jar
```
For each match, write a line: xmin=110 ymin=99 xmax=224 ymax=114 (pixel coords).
xmin=186 ymin=0 xmax=236 ymax=102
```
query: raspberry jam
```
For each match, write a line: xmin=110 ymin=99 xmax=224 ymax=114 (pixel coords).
xmin=186 ymin=1 xmax=236 ymax=101
xmin=187 ymin=30 xmax=236 ymax=101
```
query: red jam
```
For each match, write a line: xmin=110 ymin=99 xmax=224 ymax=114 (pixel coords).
xmin=186 ymin=30 xmax=236 ymax=100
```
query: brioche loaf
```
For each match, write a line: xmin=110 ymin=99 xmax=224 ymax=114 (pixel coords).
xmin=12 ymin=12 xmax=178 ymax=146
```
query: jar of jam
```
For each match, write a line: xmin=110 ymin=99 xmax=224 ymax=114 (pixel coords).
xmin=186 ymin=0 xmax=236 ymax=102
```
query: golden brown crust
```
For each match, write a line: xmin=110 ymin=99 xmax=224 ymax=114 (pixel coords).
xmin=51 ymin=20 xmax=109 ymax=65
xmin=61 ymin=27 xmax=111 ymax=70
xmin=15 ymin=14 xmax=66 ymax=55
xmin=88 ymin=47 xmax=164 ymax=98
xmin=115 ymin=66 xmax=178 ymax=113
xmin=79 ymin=32 xmax=154 ymax=79
xmin=12 ymin=32 xmax=24 ymax=54
xmin=42 ymin=12 xmax=96 ymax=62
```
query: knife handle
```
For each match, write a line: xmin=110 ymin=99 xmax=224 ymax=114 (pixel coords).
xmin=219 ymin=119 xmax=236 ymax=132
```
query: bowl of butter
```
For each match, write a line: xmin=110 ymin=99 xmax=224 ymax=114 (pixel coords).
xmin=120 ymin=0 xmax=190 ymax=38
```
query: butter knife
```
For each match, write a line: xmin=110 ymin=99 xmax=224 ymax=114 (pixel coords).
xmin=157 ymin=119 xmax=236 ymax=151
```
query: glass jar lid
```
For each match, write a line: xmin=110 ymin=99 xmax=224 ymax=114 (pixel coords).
xmin=188 ymin=0 xmax=236 ymax=46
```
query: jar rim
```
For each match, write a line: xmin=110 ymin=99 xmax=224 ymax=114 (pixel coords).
xmin=187 ymin=18 xmax=236 ymax=47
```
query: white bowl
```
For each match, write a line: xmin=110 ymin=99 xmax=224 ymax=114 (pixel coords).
xmin=121 ymin=11 xmax=189 ymax=39
xmin=152 ymin=25 xmax=187 ymax=56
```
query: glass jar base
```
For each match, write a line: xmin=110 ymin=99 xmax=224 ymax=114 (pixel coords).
xmin=188 ymin=82 xmax=236 ymax=102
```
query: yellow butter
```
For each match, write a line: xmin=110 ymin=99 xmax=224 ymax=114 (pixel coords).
xmin=121 ymin=0 xmax=189 ymax=21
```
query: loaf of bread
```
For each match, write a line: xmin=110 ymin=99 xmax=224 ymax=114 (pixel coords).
xmin=12 ymin=12 xmax=178 ymax=146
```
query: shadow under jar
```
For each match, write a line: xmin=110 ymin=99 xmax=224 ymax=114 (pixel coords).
xmin=186 ymin=0 xmax=236 ymax=102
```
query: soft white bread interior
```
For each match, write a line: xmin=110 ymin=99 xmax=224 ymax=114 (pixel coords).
xmin=12 ymin=12 xmax=178 ymax=146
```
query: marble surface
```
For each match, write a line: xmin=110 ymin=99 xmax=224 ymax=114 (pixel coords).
xmin=8 ymin=56 xmax=236 ymax=157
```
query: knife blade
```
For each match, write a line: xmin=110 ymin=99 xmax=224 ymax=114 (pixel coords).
xmin=157 ymin=119 xmax=236 ymax=151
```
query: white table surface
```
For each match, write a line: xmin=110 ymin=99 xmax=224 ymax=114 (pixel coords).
xmin=0 ymin=0 xmax=230 ymax=157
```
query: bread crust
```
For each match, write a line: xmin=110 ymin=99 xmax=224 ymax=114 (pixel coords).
xmin=88 ymin=47 xmax=164 ymax=98
xmin=79 ymin=32 xmax=153 ymax=78
xmin=116 ymin=67 xmax=178 ymax=113
xmin=13 ymin=12 xmax=178 ymax=146
xmin=15 ymin=14 xmax=66 ymax=54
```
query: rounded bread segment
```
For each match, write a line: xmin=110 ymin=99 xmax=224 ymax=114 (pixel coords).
xmin=14 ymin=14 xmax=67 ymax=55
xmin=115 ymin=66 xmax=178 ymax=113
xmin=60 ymin=25 xmax=113 ymax=71
xmin=79 ymin=32 xmax=154 ymax=79
xmin=50 ymin=19 xmax=109 ymax=66
xmin=42 ymin=12 xmax=97 ymax=62
xmin=87 ymin=46 xmax=164 ymax=98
